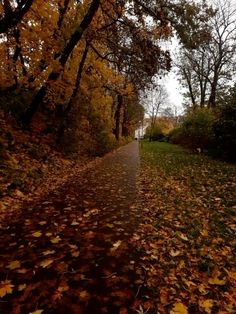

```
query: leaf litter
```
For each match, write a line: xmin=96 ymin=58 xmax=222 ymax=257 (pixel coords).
xmin=0 ymin=141 xmax=235 ymax=313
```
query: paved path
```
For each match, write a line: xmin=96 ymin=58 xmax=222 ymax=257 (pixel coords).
xmin=0 ymin=142 xmax=143 ymax=314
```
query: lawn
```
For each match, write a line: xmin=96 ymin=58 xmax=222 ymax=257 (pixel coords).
xmin=132 ymin=141 xmax=236 ymax=313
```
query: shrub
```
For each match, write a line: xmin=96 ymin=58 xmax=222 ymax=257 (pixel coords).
xmin=213 ymin=104 xmax=236 ymax=161
xmin=168 ymin=127 xmax=185 ymax=145
xmin=145 ymin=124 xmax=165 ymax=141
xmin=170 ymin=108 xmax=215 ymax=150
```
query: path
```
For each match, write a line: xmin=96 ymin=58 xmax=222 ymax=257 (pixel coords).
xmin=0 ymin=141 xmax=143 ymax=314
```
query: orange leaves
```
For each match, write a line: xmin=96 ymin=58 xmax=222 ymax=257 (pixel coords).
xmin=39 ymin=259 xmax=54 ymax=268
xmin=208 ymin=270 xmax=226 ymax=286
xmin=42 ymin=250 xmax=56 ymax=256
xmin=110 ymin=240 xmax=122 ymax=252
xmin=52 ymin=283 xmax=69 ymax=302
xmin=0 ymin=280 xmax=14 ymax=298
xmin=159 ymin=288 xmax=169 ymax=305
xmin=50 ymin=236 xmax=61 ymax=244
xmin=79 ymin=290 xmax=90 ymax=302
xmin=208 ymin=276 xmax=226 ymax=286
xmin=170 ymin=302 xmax=188 ymax=314
xmin=18 ymin=284 xmax=27 ymax=291
xmin=32 ymin=231 xmax=42 ymax=238
xmin=199 ymin=299 xmax=214 ymax=314
xmin=7 ymin=260 xmax=21 ymax=270
xmin=136 ymin=141 xmax=236 ymax=313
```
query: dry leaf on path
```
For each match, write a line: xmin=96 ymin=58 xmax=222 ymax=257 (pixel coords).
xmin=7 ymin=260 xmax=21 ymax=270
xmin=32 ymin=231 xmax=42 ymax=237
xmin=0 ymin=280 xmax=14 ymax=297
xmin=199 ymin=299 xmax=214 ymax=314
xmin=50 ymin=236 xmax=61 ymax=244
xmin=170 ymin=302 xmax=188 ymax=314
xmin=40 ymin=259 xmax=53 ymax=268
xmin=110 ymin=240 xmax=122 ymax=252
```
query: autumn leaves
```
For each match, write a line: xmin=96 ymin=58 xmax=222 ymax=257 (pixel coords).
xmin=134 ymin=141 xmax=236 ymax=313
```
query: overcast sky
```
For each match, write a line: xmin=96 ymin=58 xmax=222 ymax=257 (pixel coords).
xmin=161 ymin=37 xmax=185 ymax=115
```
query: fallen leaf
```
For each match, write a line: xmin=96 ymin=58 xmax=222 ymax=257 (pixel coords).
xmin=52 ymin=290 xmax=63 ymax=302
xmin=200 ymin=229 xmax=208 ymax=237
xmin=199 ymin=299 xmax=214 ymax=314
xmin=79 ymin=290 xmax=90 ymax=301
xmin=40 ymin=259 xmax=53 ymax=268
xmin=38 ymin=221 xmax=47 ymax=226
xmin=50 ymin=236 xmax=61 ymax=244
xmin=7 ymin=260 xmax=21 ymax=270
xmin=18 ymin=284 xmax=27 ymax=291
xmin=58 ymin=284 xmax=69 ymax=292
xmin=69 ymin=244 xmax=78 ymax=250
xmin=0 ymin=280 xmax=14 ymax=297
xmin=170 ymin=302 xmax=188 ymax=314
xmin=71 ymin=220 xmax=79 ymax=226
xmin=160 ymin=288 xmax=169 ymax=304
xmin=225 ymin=269 xmax=236 ymax=280
xmin=110 ymin=240 xmax=122 ymax=252
xmin=17 ymin=268 xmax=28 ymax=274
xmin=170 ymin=250 xmax=181 ymax=257
xmin=32 ymin=231 xmax=42 ymax=237
xmin=42 ymin=250 xmax=56 ymax=256
xmin=71 ymin=251 xmax=80 ymax=257
xmin=105 ymin=223 xmax=114 ymax=228
xmin=179 ymin=234 xmax=188 ymax=241
xmin=198 ymin=284 xmax=208 ymax=295
xmin=208 ymin=277 xmax=226 ymax=285
xmin=29 ymin=310 xmax=44 ymax=314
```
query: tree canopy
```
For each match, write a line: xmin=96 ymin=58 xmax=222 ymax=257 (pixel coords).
xmin=0 ymin=0 xmax=215 ymax=150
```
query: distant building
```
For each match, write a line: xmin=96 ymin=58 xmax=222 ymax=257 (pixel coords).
xmin=134 ymin=118 xmax=150 ymax=139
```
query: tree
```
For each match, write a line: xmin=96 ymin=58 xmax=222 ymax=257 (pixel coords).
xmin=0 ymin=0 xmax=221 ymax=153
xmin=177 ymin=0 xmax=236 ymax=108
xmin=21 ymin=0 xmax=101 ymax=127
xmin=142 ymin=83 xmax=169 ymax=141
xmin=0 ymin=0 xmax=34 ymax=34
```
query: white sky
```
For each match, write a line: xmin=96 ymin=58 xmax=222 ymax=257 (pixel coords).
xmin=161 ymin=37 xmax=185 ymax=115
xmin=163 ymin=71 xmax=184 ymax=114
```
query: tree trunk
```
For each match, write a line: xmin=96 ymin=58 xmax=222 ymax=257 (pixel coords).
xmin=122 ymin=104 xmax=129 ymax=137
xmin=21 ymin=0 xmax=100 ymax=127
xmin=114 ymin=94 xmax=123 ymax=141
xmin=208 ymin=74 xmax=218 ymax=108
xmin=57 ymin=43 xmax=89 ymax=142
xmin=0 ymin=0 xmax=34 ymax=34
xmin=183 ymin=69 xmax=196 ymax=108
xmin=11 ymin=28 xmax=27 ymax=90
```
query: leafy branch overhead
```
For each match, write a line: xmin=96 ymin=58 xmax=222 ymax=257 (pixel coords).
xmin=0 ymin=0 xmax=213 ymax=142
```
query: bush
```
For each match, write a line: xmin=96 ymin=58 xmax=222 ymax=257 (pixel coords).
xmin=145 ymin=124 xmax=165 ymax=141
xmin=213 ymin=104 xmax=236 ymax=161
xmin=182 ymin=108 xmax=215 ymax=149
xmin=169 ymin=108 xmax=215 ymax=150
xmin=168 ymin=127 xmax=185 ymax=145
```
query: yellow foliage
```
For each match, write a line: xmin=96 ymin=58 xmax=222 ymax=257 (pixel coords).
xmin=170 ymin=302 xmax=188 ymax=314
xmin=0 ymin=280 xmax=14 ymax=298
xmin=7 ymin=260 xmax=21 ymax=270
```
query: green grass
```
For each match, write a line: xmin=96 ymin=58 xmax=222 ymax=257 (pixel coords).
xmin=137 ymin=140 xmax=236 ymax=311
xmin=139 ymin=140 xmax=236 ymax=241
xmin=140 ymin=140 xmax=235 ymax=179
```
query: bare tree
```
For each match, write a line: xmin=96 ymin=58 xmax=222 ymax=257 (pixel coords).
xmin=207 ymin=0 xmax=236 ymax=107
xmin=142 ymin=83 xmax=169 ymax=140
xmin=177 ymin=0 xmax=236 ymax=108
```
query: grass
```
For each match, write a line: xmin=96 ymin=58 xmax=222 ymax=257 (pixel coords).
xmin=134 ymin=140 xmax=236 ymax=312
